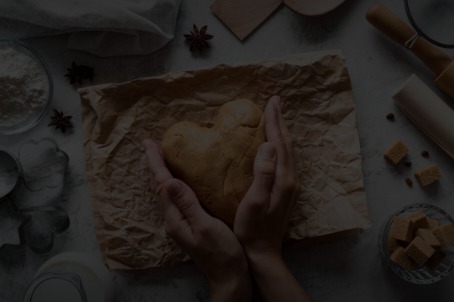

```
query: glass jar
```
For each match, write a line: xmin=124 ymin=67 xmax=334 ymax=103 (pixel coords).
xmin=24 ymin=252 xmax=114 ymax=302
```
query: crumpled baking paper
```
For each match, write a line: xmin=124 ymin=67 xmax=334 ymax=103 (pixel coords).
xmin=79 ymin=50 xmax=371 ymax=269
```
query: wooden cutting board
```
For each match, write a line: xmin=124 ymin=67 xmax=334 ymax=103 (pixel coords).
xmin=211 ymin=0 xmax=282 ymax=40
xmin=211 ymin=0 xmax=347 ymax=40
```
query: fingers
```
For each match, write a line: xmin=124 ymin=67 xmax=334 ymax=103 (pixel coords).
xmin=241 ymin=142 xmax=277 ymax=213
xmin=143 ymin=139 xmax=173 ymax=187
xmin=264 ymin=96 xmax=294 ymax=151
xmin=143 ymin=139 xmax=213 ymax=247
xmin=163 ymin=178 xmax=211 ymax=229
xmin=264 ymin=96 xmax=299 ymax=211
xmin=264 ymin=96 xmax=295 ymax=164
xmin=163 ymin=198 xmax=191 ymax=245
xmin=264 ymin=96 xmax=283 ymax=143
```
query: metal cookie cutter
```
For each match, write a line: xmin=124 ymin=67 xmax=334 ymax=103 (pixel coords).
xmin=0 ymin=138 xmax=70 ymax=251
xmin=0 ymin=150 xmax=20 ymax=200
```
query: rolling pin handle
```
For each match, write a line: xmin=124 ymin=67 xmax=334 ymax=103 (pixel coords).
xmin=366 ymin=3 xmax=452 ymax=76
xmin=404 ymin=33 xmax=419 ymax=50
xmin=365 ymin=3 xmax=414 ymax=46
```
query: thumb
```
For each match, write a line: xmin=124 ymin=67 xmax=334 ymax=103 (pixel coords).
xmin=164 ymin=178 xmax=207 ymax=226
xmin=242 ymin=142 xmax=277 ymax=211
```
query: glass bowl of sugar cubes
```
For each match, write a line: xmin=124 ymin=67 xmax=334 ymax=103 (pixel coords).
xmin=379 ymin=203 xmax=454 ymax=284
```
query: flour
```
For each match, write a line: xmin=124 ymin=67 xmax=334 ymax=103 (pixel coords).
xmin=0 ymin=47 xmax=49 ymax=127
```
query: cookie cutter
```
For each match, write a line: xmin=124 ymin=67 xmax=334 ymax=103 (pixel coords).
xmin=0 ymin=138 xmax=70 ymax=252
xmin=18 ymin=137 xmax=69 ymax=192
xmin=0 ymin=150 xmax=20 ymax=200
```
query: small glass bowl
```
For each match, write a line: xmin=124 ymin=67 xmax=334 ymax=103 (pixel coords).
xmin=379 ymin=203 xmax=454 ymax=284
xmin=0 ymin=39 xmax=53 ymax=135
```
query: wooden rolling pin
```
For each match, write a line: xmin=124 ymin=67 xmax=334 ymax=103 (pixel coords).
xmin=394 ymin=75 xmax=454 ymax=159
xmin=366 ymin=3 xmax=454 ymax=98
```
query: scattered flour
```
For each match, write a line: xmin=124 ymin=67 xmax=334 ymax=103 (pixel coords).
xmin=0 ymin=47 xmax=49 ymax=127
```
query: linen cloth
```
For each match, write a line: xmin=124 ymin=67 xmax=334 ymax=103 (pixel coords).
xmin=0 ymin=0 xmax=181 ymax=56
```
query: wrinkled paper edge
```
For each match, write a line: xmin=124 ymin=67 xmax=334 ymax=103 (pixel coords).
xmin=79 ymin=50 xmax=371 ymax=269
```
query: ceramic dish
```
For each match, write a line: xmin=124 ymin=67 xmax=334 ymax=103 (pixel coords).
xmin=0 ymin=40 xmax=53 ymax=135
xmin=379 ymin=203 xmax=454 ymax=284
xmin=283 ymin=0 xmax=346 ymax=16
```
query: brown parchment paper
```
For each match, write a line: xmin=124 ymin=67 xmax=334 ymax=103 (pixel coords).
xmin=79 ymin=50 xmax=370 ymax=270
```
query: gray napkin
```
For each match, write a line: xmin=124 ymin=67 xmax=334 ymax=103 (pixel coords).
xmin=0 ymin=0 xmax=181 ymax=57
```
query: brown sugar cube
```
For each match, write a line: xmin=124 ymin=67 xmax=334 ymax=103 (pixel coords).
xmin=426 ymin=217 xmax=440 ymax=230
xmin=387 ymin=235 xmax=405 ymax=252
xmin=387 ymin=236 xmax=408 ymax=252
xmin=390 ymin=246 xmax=417 ymax=271
xmin=433 ymin=223 xmax=454 ymax=246
xmin=390 ymin=215 xmax=414 ymax=242
xmin=408 ymin=210 xmax=429 ymax=230
xmin=384 ymin=140 xmax=408 ymax=165
xmin=433 ymin=227 xmax=445 ymax=245
xmin=426 ymin=250 xmax=447 ymax=271
xmin=416 ymin=228 xmax=441 ymax=248
xmin=414 ymin=165 xmax=441 ymax=187
xmin=390 ymin=247 xmax=417 ymax=270
xmin=441 ymin=223 xmax=454 ymax=245
xmin=387 ymin=235 xmax=401 ymax=252
xmin=405 ymin=236 xmax=436 ymax=266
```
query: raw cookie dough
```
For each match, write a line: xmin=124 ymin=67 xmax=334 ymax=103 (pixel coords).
xmin=161 ymin=99 xmax=266 ymax=224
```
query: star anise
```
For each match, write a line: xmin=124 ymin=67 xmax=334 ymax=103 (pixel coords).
xmin=64 ymin=61 xmax=94 ymax=84
xmin=184 ymin=24 xmax=214 ymax=52
xmin=48 ymin=109 xmax=73 ymax=133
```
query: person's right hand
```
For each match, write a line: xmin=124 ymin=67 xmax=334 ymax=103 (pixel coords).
xmin=234 ymin=95 xmax=300 ymax=259
xmin=233 ymin=96 xmax=312 ymax=302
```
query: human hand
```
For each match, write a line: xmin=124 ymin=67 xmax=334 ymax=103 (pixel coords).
xmin=234 ymin=95 xmax=300 ymax=260
xmin=233 ymin=96 xmax=311 ymax=302
xmin=143 ymin=139 xmax=251 ymax=302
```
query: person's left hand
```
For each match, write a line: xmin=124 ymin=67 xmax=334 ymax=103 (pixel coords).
xmin=143 ymin=139 xmax=251 ymax=302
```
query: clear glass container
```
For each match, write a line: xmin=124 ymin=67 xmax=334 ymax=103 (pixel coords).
xmin=23 ymin=272 xmax=88 ymax=302
xmin=379 ymin=203 xmax=454 ymax=284
xmin=23 ymin=252 xmax=114 ymax=302
xmin=0 ymin=39 xmax=53 ymax=135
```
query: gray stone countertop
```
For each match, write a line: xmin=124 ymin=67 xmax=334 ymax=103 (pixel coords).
xmin=1 ymin=0 xmax=454 ymax=301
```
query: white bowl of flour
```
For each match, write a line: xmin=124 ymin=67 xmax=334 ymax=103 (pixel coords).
xmin=0 ymin=40 xmax=52 ymax=135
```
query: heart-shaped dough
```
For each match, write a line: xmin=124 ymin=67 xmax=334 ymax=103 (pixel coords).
xmin=162 ymin=99 xmax=265 ymax=224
